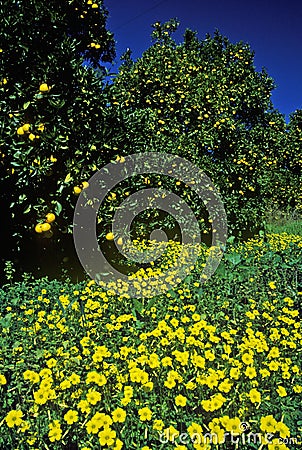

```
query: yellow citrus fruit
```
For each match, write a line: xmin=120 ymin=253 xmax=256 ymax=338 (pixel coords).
xmin=45 ymin=213 xmax=56 ymax=223
xmin=35 ymin=223 xmax=44 ymax=233
xmin=92 ymin=3 xmax=98 ymax=8
xmin=22 ymin=123 xmax=30 ymax=132
xmin=41 ymin=223 xmax=51 ymax=232
xmin=39 ymin=83 xmax=50 ymax=92
xmin=28 ymin=133 xmax=35 ymax=141
xmin=17 ymin=127 xmax=24 ymax=135
xmin=106 ymin=232 xmax=114 ymax=241
xmin=82 ymin=181 xmax=89 ymax=189
xmin=73 ymin=186 xmax=82 ymax=195
xmin=117 ymin=237 xmax=123 ymax=245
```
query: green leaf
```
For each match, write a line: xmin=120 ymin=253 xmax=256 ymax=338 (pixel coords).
xmin=24 ymin=205 xmax=31 ymax=214
xmin=19 ymin=194 xmax=27 ymax=203
xmin=133 ymin=299 xmax=143 ymax=313
xmin=145 ymin=297 xmax=157 ymax=310
xmin=225 ymin=252 xmax=242 ymax=266
xmin=54 ymin=201 xmax=62 ymax=215
xmin=64 ymin=173 xmax=72 ymax=183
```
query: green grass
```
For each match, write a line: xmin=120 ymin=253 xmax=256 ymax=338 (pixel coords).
xmin=265 ymin=219 xmax=302 ymax=236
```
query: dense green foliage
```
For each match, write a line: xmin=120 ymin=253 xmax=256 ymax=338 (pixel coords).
xmin=0 ymin=233 xmax=301 ymax=449
xmin=109 ymin=21 xmax=301 ymax=235
xmin=0 ymin=6 xmax=301 ymax=274
xmin=0 ymin=0 xmax=115 ymax=270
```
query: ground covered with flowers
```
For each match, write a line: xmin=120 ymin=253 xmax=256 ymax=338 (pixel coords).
xmin=0 ymin=233 xmax=301 ymax=450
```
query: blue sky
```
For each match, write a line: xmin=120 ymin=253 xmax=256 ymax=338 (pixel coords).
xmin=105 ymin=0 xmax=302 ymax=122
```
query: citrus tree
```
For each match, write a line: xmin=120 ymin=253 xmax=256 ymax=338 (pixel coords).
xmin=0 ymin=0 xmax=116 ymax=275
xmin=255 ymin=108 xmax=302 ymax=220
xmin=283 ymin=110 xmax=302 ymax=214
xmin=108 ymin=21 xmax=296 ymax=236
